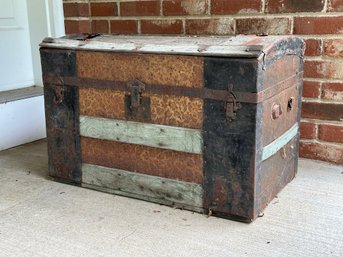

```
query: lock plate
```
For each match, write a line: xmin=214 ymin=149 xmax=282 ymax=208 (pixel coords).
xmin=127 ymin=79 xmax=145 ymax=109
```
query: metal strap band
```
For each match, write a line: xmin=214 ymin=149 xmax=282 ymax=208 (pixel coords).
xmin=43 ymin=72 xmax=301 ymax=104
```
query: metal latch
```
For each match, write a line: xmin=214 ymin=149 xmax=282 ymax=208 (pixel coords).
xmin=127 ymin=79 xmax=145 ymax=109
xmin=225 ymin=91 xmax=241 ymax=122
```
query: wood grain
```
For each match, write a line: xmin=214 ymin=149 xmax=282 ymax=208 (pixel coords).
xmin=80 ymin=115 xmax=203 ymax=154
xmin=82 ymin=163 xmax=203 ymax=208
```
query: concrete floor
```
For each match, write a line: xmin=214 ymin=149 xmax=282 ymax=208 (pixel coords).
xmin=0 ymin=140 xmax=342 ymax=257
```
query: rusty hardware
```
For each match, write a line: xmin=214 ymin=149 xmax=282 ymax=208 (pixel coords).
xmin=127 ymin=79 xmax=146 ymax=109
xmin=287 ymin=97 xmax=294 ymax=112
xmin=44 ymin=73 xmax=300 ymax=105
xmin=225 ymin=91 xmax=241 ymax=122
xmin=271 ymin=103 xmax=282 ymax=120
xmin=53 ymin=86 xmax=64 ymax=105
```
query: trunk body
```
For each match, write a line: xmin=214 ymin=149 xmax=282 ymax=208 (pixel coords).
xmin=40 ymin=35 xmax=304 ymax=222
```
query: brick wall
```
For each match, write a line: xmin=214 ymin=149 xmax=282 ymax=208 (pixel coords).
xmin=63 ymin=0 xmax=343 ymax=165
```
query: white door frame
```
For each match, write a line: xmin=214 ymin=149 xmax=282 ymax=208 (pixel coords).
xmin=27 ymin=0 xmax=65 ymax=86
xmin=0 ymin=1 xmax=65 ymax=151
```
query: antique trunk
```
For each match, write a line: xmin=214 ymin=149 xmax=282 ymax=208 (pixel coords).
xmin=40 ymin=34 xmax=304 ymax=222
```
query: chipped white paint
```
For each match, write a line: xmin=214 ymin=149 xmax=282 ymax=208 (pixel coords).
xmin=82 ymin=163 xmax=203 ymax=209
xmin=80 ymin=115 xmax=203 ymax=154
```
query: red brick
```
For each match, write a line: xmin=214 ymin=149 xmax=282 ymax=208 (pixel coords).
xmin=267 ymin=0 xmax=324 ymax=13
xmin=294 ymin=16 xmax=343 ymax=35
xmin=141 ymin=20 xmax=183 ymax=34
xmin=324 ymin=39 xmax=343 ymax=57
xmin=328 ymin=0 xmax=343 ymax=12
xmin=319 ymin=124 xmax=343 ymax=144
xmin=163 ymin=0 xmax=208 ymax=16
xmin=64 ymin=20 xmax=91 ymax=34
xmin=110 ymin=20 xmax=137 ymax=34
xmin=300 ymin=122 xmax=317 ymax=139
xmin=236 ymin=18 xmax=291 ymax=35
xmin=63 ymin=3 xmax=89 ymax=17
xmin=91 ymin=20 xmax=109 ymax=33
xmin=302 ymin=81 xmax=321 ymax=98
xmin=211 ymin=0 xmax=260 ymax=15
xmin=304 ymin=60 xmax=343 ymax=79
xmin=301 ymin=102 xmax=343 ymax=121
xmin=322 ymin=82 xmax=343 ymax=101
xmin=185 ymin=18 xmax=234 ymax=35
xmin=304 ymin=39 xmax=321 ymax=56
xmin=300 ymin=141 xmax=343 ymax=165
xmin=120 ymin=1 xmax=160 ymax=16
xmin=90 ymin=2 xmax=117 ymax=16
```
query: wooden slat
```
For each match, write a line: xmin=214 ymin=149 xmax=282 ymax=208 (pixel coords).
xmin=262 ymin=123 xmax=299 ymax=161
xmin=82 ymin=163 xmax=203 ymax=209
xmin=80 ymin=115 xmax=203 ymax=154
xmin=41 ymin=35 xmax=263 ymax=57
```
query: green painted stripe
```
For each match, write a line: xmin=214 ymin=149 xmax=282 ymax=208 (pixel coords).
xmin=80 ymin=115 xmax=203 ymax=154
xmin=262 ymin=124 xmax=299 ymax=161
xmin=82 ymin=163 xmax=203 ymax=208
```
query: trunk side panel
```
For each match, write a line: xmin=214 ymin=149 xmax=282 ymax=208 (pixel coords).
xmin=203 ymin=57 xmax=258 ymax=220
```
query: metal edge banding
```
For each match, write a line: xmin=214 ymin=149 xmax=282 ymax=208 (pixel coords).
xmin=82 ymin=163 xmax=204 ymax=209
xmin=80 ymin=115 xmax=203 ymax=154
xmin=262 ymin=123 xmax=299 ymax=161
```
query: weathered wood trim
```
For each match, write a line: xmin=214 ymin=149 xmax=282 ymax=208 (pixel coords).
xmin=80 ymin=115 xmax=203 ymax=154
xmin=40 ymin=36 xmax=262 ymax=57
xmin=262 ymin=123 xmax=299 ymax=161
xmin=82 ymin=163 xmax=204 ymax=209
xmin=0 ymin=86 xmax=43 ymax=104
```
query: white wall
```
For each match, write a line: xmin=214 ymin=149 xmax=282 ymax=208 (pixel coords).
xmin=0 ymin=96 xmax=46 ymax=151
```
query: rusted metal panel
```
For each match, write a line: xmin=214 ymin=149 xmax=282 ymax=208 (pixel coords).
xmin=262 ymin=84 xmax=300 ymax=146
xmin=40 ymin=48 xmax=76 ymax=78
xmin=256 ymin=136 xmax=298 ymax=215
xmin=203 ymin=57 xmax=259 ymax=221
xmin=41 ymin=48 xmax=81 ymax=183
xmin=81 ymin=137 xmax=203 ymax=184
xmin=264 ymin=56 xmax=301 ymax=90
